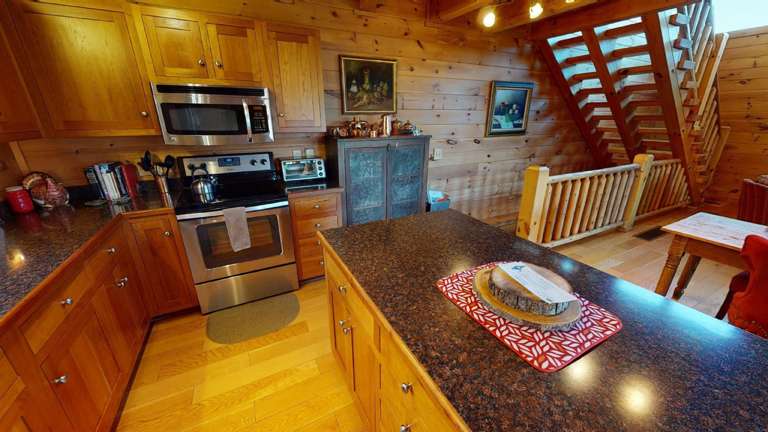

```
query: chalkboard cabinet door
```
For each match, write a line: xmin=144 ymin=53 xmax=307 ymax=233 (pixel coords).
xmin=345 ymin=145 xmax=389 ymax=225
xmin=388 ymin=140 xmax=425 ymax=219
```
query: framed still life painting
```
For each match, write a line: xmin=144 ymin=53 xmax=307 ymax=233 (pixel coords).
xmin=485 ymin=81 xmax=534 ymax=136
xmin=340 ymin=56 xmax=397 ymax=114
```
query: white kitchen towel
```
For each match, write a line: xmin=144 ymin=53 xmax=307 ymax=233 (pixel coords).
xmin=222 ymin=207 xmax=251 ymax=252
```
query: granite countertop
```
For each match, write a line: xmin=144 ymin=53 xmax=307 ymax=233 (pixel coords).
xmin=0 ymin=193 xmax=173 ymax=318
xmin=322 ymin=210 xmax=768 ymax=431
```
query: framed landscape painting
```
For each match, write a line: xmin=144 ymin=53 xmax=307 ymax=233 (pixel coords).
xmin=485 ymin=81 xmax=534 ymax=136
xmin=340 ymin=56 xmax=397 ymax=114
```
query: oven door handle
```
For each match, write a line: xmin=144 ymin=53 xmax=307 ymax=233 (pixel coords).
xmin=176 ymin=200 xmax=289 ymax=221
xmin=243 ymin=98 xmax=254 ymax=143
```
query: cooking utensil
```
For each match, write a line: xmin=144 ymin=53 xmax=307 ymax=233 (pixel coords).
xmin=162 ymin=155 xmax=176 ymax=177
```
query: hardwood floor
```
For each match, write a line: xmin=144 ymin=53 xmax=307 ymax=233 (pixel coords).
xmin=117 ymin=280 xmax=365 ymax=432
xmin=555 ymin=208 xmax=741 ymax=316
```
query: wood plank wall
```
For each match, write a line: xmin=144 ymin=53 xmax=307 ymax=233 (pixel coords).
xmin=1 ymin=0 xmax=593 ymax=226
xmin=705 ymin=25 xmax=768 ymax=215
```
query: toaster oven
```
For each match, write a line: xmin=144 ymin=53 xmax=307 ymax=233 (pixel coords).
xmin=280 ymin=158 xmax=326 ymax=182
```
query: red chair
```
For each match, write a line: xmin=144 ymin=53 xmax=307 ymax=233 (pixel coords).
xmin=738 ymin=179 xmax=768 ymax=225
xmin=716 ymin=235 xmax=768 ymax=338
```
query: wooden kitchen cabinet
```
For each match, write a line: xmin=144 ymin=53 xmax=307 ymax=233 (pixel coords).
xmin=289 ymin=189 xmax=344 ymax=280
xmin=4 ymin=1 xmax=157 ymax=137
xmin=128 ymin=212 xmax=198 ymax=316
xmin=0 ymin=9 xmax=38 ymax=142
xmin=267 ymin=24 xmax=325 ymax=132
xmin=41 ymin=302 xmax=121 ymax=432
xmin=137 ymin=6 xmax=269 ymax=85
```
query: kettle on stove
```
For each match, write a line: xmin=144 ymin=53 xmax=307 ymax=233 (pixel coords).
xmin=189 ymin=165 xmax=217 ymax=203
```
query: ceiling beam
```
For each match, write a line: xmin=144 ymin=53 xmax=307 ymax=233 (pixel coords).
xmin=489 ymin=0 xmax=602 ymax=33
xmin=528 ymin=0 xmax=693 ymax=40
xmin=433 ymin=0 xmax=494 ymax=22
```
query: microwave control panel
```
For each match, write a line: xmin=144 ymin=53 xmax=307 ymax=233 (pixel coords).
xmin=249 ymin=105 xmax=270 ymax=133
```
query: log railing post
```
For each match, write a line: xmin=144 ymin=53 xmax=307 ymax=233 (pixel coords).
xmin=621 ymin=154 xmax=655 ymax=231
xmin=516 ymin=165 xmax=550 ymax=241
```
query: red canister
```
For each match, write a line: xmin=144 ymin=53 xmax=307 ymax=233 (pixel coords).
xmin=5 ymin=186 xmax=35 ymax=214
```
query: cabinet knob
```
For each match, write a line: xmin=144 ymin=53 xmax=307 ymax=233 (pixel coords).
xmin=399 ymin=425 xmax=412 ymax=432
xmin=342 ymin=327 xmax=351 ymax=335
xmin=115 ymin=276 xmax=128 ymax=288
xmin=319 ymin=260 xmax=324 ymax=266
xmin=52 ymin=375 xmax=68 ymax=385
xmin=314 ymin=223 xmax=321 ymax=228
xmin=140 ymin=111 xmax=149 ymax=117
xmin=106 ymin=247 xmax=116 ymax=255
xmin=337 ymin=285 xmax=347 ymax=295
xmin=316 ymin=240 xmax=321 ymax=246
xmin=60 ymin=297 xmax=73 ymax=306
xmin=313 ymin=203 xmax=321 ymax=209
xmin=337 ymin=319 xmax=346 ymax=328
xmin=400 ymin=382 xmax=413 ymax=394
xmin=198 ymin=58 xmax=206 ymax=66
xmin=163 ymin=231 xmax=172 ymax=237
xmin=278 ymin=112 xmax=286 ymax=118
xmin=215 ymin=60 xmax=223 ymax=68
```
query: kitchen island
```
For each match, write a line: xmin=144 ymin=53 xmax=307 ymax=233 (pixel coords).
xmin=319 ymin=209 xmax=768 ymax=431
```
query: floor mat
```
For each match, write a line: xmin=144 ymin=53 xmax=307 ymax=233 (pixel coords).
xmin=635 ymin=226 xmax=667 ymax=241
xmin=206 ymin=292 xmax=300 ymax=344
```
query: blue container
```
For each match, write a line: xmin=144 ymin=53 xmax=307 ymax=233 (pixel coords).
xmin=427 ymin=190 xmax=450 ymax=212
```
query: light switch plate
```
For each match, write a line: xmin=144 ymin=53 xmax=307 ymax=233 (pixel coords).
xmin=432 ymin=147 xmax=443 ymax=161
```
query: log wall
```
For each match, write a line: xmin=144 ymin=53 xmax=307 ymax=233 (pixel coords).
xmin=1 ymin=0 xmax=593 ymax=225
xmin=706 ymin=25 xmax=768 ymax=215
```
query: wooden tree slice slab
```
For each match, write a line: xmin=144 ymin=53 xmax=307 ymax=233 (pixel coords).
xmin=489 ymin=263 xmax=572 ymax=316
xmin=473 ymin=267 xmax=581 ymax=331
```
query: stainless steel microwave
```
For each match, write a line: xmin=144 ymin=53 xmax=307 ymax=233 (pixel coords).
xmin=151 ymin=83 xmax=274 ymax=146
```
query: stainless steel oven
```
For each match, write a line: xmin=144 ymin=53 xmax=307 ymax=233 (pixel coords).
xmin=177 ymin=202 xmax=297 ymax=313
xmin=152 ymin=83 xmax=274 ymax=146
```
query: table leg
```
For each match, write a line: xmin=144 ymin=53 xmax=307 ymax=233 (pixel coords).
xmin=672 ymin=255 xmax=701 ymax=300
xmin=655 ymin=235 xmax=688 ymax=296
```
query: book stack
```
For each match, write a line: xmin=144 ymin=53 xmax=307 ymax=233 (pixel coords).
xmin=83 ymin=162 xmax=139 ymax=201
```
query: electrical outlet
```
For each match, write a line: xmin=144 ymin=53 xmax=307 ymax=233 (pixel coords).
xmin=432 ymin=147 xmax=443 ymax=161
xmin=304 ymin=148 xmax=315 ymax=158
xmin=291 ymin=149 xmax=302 ymax=159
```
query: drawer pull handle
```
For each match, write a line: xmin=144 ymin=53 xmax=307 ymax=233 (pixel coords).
xmin=337 ymin=285 xmax=347 ymax=295
xmin=400 ymin=425 xmax=412 ymax=432
xmin=198 ymin=58 xmax=206 ymax=66
xmin=163 ymin=231 xmax=172 ymax=237
xmin=342 ymin=327 xmax=351 ymax=335
xmin=52 ymin=375 xmax=68 ymax=385
xmin=314 ymin=223 xmax=321 ymax=228
xmin=115 ymin=276 xmax=128 ymax=288
xmin=106 ymin=247 xmax=116 ymax=255
xmin=60 ymin=297 xmax=74 ymax=306
xmin=400 ymin=382 xmax=413 ymax=394
xmin=313 ymin=204 xmax=321 ymax=209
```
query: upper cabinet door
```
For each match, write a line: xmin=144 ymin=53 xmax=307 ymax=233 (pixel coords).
xmin=8 ymin=2 xmax=156 ymax=137
xmin=267 ymin=25 xmax=325 ymax=132
xmin=0 ymin=19 xmax=38 ymax=141
xmin=142 ymin=13 xmax=210 ymax=79
xmin=207 ymin=21 xmax=267 ymax=83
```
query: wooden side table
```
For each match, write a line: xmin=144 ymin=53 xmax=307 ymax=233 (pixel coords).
xmin=655 ymin=212 xmax=768 ymax=298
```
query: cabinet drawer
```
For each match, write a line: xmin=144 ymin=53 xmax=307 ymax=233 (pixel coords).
xmin=0 ymin=349 xmax=17 ymax=400
xmin=297 ymin=237 xmax=324 ymax=279
xmin=18 ymin=262 xmax=93 ymax=354
xmin=295 ymin=215 xmax=340 ymax=238
xmin=292 ymin=194 xmax=338 ymax=219
xmin=84 ymin=227 xmax=127 ymax=280
xmin=325 ymin=256 xmax=374 ymax=339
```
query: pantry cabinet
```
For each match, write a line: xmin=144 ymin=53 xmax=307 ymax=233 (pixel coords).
xmin=4 ymin=1 xmax=156 ymax=137
xmin=267 ymin=24 xmax=326 ymax=132
xmin=137 ymin=6 xmax=269 ymax=86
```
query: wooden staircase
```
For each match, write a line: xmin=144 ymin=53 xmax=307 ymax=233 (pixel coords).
xmin=537 ymin=0 xmax=729 ymax=204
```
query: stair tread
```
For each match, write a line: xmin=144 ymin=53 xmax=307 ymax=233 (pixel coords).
xmin=562 ymin=53 xmax=592 ymax=66
xmin=602 ymin=22 xmax=645 ymax=39
xmin=616 ymin=64 xmax=654 ymax=78
xmin=554 ymin=34 xmax=585 ymax=48
xmin=610 ymin=44 xmax=648 ymax=60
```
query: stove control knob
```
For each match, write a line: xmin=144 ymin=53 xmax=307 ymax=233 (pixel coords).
xmin=260 ymin=159 xmax=267 ymax=165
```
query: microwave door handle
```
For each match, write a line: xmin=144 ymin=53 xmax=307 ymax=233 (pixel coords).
xmin=243 ymin=98 xmax=254 ymax=142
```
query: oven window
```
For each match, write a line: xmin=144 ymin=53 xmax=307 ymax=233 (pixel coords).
xmin=196 ymin=215 xmax=282 ymax=269
xmin=161 ymin=103 xmax=247 ymax=135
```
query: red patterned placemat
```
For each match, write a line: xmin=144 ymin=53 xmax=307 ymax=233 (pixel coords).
xmin=436 ymin=263 xmax=623 ymax=372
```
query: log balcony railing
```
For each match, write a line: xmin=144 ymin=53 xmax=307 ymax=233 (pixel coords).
xmin=517 ymin=154 xmax=690 ymax=247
